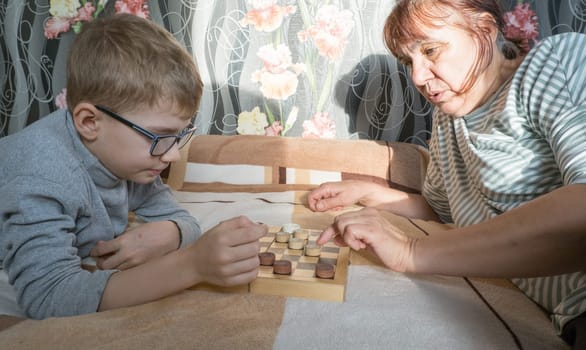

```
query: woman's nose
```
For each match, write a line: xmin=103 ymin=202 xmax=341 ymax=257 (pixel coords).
xmin=410 ymin=59 xmax=434 ymax=87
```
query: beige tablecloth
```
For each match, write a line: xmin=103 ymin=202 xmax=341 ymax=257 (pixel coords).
xmin=0 ymin=191 xmax=568 ymax=350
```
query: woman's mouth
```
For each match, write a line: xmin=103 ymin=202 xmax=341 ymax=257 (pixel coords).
xmin=427 ymin=91 xmax=444 ymax=104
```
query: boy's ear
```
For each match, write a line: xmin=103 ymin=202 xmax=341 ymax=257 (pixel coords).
xmin=72 ymin=103 xmax=102 ymax=141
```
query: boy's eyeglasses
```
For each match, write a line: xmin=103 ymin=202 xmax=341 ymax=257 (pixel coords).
xmin=95 ymin=105 xmax=197 ymax=156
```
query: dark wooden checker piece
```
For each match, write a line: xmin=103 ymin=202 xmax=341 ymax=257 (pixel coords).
xmin=315 ymin=262 xmax=335 ymax=279
xmin=259 ymin=252 xmax=276 ymax=266
xmin=273 ymin=260 xmax=292 ymax=275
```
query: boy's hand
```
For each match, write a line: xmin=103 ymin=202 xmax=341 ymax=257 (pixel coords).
xmin=90 ymin=221 xmax=180 ymax=270
xmin=317 ymin=207 xmax=416 ymax=273
xmin=190 ymin=216 xmax=267 ymax=287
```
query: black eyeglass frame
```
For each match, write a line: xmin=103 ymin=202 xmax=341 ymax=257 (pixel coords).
xmin=95 ymin=105 xmax=197 ymax=156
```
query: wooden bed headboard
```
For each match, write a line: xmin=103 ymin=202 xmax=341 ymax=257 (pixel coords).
xmin=166 ymin=135 xmax=429 ymax=193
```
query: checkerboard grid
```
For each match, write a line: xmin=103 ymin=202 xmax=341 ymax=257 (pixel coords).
xmin=258 ymin=229 xmax=341 ymax=279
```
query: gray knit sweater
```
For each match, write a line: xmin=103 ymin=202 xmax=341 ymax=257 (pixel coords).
xmin=0 ymin=109 xmax=201 ymax=319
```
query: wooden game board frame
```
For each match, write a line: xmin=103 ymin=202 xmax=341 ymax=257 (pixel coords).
xmin=251 ymin=228 xmax=350 ymax=302
xmin=191 ymin=227 xmax=350 ymax=302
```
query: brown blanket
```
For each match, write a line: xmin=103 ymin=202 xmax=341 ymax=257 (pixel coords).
xmin=0 ymin=290 xmax=285 ymax=350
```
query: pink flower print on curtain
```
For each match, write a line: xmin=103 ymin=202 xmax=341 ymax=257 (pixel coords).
xmin=54 ymin=88 xmax=68 ymax=109
xmin=44 ymin=0 xmax=97 ymax=38
xmin=252 ymin=44 xmax=305 ymax=101
xmin=302 ymin=112 xmax=336 ymax=139
xmin=238 ymin=1 xmax=355 ymax=139
xmin=240 ymin=0 xmax=296 ymax=32
xmin=265 ymin=121 xmax=284 ymax=136
xmin=44 ymin=16 xmax=72 ymax=39
xmin=297 ymin=5 xmax=354 ymax=61
xmin=114 ymin=0 xmax=149 ymax=18
xmin=76 ymin=2 xmax=96 ymax=21
xmin=503 ymin=3 xmax=539 ymax=54
xmin=44 ymin=0 xmax=149 ymax=39
xmin=46 ymin=0 xmax=150 ymax=111
xmin=295 ymin=3 xmax=355 ymax=138
xmin=238 ymin=1 xmax=301 ymax=137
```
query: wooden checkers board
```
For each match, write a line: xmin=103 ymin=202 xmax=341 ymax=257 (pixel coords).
xmin=250 ymin=227 xmax=349 ymax=302
xmin=191 ymin=226 xmax=350 ymax=302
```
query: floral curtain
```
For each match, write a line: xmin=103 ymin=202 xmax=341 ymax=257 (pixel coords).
xmin=190 ymin=0 xmax=431 ymax=143
xmin=1 ymin=0 xmax=585 ymax=145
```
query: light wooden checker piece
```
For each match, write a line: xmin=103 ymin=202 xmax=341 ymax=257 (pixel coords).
xmin=250 ymin=227 xmax=350 ymax=302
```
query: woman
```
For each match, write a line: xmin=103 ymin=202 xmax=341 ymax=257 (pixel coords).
xmin=308 ymin=0 xmax=585 ymax=347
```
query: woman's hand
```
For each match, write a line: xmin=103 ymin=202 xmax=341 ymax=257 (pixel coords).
xmin=91 ymin=220 xmax=180 ymax=270
xmin=318 ymin=207 xmax=417 ymax=272
xmin=308 ymin=180 xmax=385 ymax=212
xmin=309 ymin=180 xmax=440 ymax=222
xmin=189 ymin=216 xmax=267 ymax=287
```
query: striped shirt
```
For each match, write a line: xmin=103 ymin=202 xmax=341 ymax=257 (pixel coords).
xmin=422 ymin=32 xmax=586 ymax=333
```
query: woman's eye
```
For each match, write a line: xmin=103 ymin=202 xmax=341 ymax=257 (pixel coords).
xmin=423 ymin=47 xmax=437 ymax=56
xmin=423 ymin=43 xmax=445 ymax=59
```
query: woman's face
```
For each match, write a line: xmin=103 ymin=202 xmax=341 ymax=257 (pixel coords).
xmin=398 ymin=18 xmax=496 ymax=117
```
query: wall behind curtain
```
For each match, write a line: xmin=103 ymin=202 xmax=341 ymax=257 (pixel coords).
xmin=1 ymin=0 xmax=585 ymax=145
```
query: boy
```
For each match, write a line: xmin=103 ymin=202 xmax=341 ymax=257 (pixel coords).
xmin=0 ymin=14 xmax=266 ymax=319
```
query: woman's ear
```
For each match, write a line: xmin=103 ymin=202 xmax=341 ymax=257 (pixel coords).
xmin=477 ymin=12 xmax=499 ymax=39
xmin=72 ymin=103 xmax=101 ymax=141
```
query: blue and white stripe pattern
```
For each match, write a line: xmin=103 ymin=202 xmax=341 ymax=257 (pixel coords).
xmin=422 ymin=32 xmax=586 ymax=333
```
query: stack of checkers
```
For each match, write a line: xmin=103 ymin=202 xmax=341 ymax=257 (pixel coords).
xmin=258 ymin=223 xmax=337 ymax=279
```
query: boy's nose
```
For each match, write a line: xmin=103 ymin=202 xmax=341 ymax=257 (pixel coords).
xmin=160 ymin=142 xmax=182 ymax=162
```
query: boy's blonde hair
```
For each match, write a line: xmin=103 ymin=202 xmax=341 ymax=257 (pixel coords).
xmin=66 ymin=14 xmax=203 ymax=119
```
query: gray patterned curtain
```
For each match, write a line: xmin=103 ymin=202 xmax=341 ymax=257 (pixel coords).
xmin=0 ymin=0 xmax=196 ymax=137
xmin=1 ymin=0 xmax=585 ymax=145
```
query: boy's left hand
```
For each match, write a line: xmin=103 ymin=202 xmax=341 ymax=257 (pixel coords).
xmin=90 ymin=221 xmax=180 ymax=270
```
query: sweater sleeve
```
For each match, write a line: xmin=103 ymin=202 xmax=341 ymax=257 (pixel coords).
xmin=128 ymin=177 xmax=201 ymax=247
xmin=0 ymin=176 xmax=115 ymax=319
